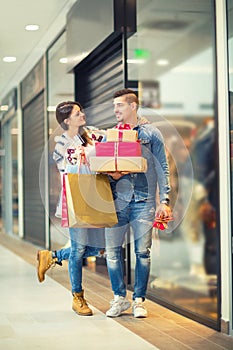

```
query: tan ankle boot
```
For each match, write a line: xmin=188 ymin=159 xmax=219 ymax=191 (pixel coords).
xmin=72 ymin=290 xmax=93 ymax=316
xmin=37 ymin=250 xmax=58 ymax=283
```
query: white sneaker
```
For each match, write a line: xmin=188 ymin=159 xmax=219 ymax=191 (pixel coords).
xmin=106 ymin=296 xmax=131 ymax=317
xmin=132 ymin=298 xmax=148 ymax=318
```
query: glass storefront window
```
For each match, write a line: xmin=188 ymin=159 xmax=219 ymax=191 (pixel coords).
xmin=1 ymin=115 xmax=18 ymax=235
xmin=47 ymin=31 xmax=74 ymax=249
xmin=128 ymin=0 xmax=218 ymax=324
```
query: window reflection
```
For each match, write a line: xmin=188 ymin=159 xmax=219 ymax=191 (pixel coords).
xmin=129 ymin=0 xmax=218 ymax=322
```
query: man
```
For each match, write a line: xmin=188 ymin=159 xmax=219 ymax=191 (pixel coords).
xmin=105 ymin=89 xmax=172 ymax=318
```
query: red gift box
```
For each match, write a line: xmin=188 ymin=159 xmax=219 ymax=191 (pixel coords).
xmin=95 ymin=142 xmax=141 ymax=157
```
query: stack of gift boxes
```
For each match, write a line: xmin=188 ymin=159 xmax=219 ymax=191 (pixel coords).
xmin=89 ymin=124 xmax=147 ymax=172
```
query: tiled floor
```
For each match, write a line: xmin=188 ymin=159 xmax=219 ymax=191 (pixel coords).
xmin=0 ymin=245 xmax=157 ymax=350
xmin=1 ymin=232 xmax=233 ymax=350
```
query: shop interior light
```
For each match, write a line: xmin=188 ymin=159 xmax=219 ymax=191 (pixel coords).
xmin=25 ymin=24 xmax=39 ymax=31
xmin=47 ymin=106 xmax=56 ymax=112
xmin=127 ymin=59 xmax=145 ymax=64
xmin=156 ymin=59 xmax=169 ymax=66
xmin=3 ymin=57 xmax=16 ymax=63
xmin=0 ymin=105 xmax=9 ymax=111
xmin=59 ymin=57 xmax=68 ymax=64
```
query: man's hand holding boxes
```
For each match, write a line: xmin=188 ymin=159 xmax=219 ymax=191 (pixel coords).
xmin=89 ymin=123 xmax=147 ymax=173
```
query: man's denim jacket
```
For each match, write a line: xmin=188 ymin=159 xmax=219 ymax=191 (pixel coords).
xmin=109 ymin=124 xmax=170 ymax=204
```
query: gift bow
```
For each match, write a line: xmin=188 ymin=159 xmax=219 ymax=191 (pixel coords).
xmin=116 ymin=123 xmax=131 ymax=130
xmin=115 ymin=123 xmax=132 ymax=141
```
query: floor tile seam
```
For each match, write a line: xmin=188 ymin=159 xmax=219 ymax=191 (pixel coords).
xmin=83 ymin=286 xmax=224 ymax=349
xmin=1 ymin=240 xmax=229 ymax=349
xmin=0 ymin=242 xmax=175 ymax=349
xmin=0 ymin=242 xmax=214 ymax=339
xmin=154 ymin=320 xmax=228 ymax=350
xmin=115 ymin=320 xmax=194 ymax=350
xmin=0 ymin=243 xmax=161 ymax=350
xmin=138 ymin=320 xmax=225 ymax=349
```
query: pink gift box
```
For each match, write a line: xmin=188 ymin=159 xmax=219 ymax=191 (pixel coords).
xmin=95 ymin=142 xmax=115 ymax=156
xmin=95 ymin=142 xmax=141 ymax=157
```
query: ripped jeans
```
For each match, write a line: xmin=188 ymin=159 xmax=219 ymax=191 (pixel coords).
xmin=68 ymin=227 xmax=105 ymax=294
xmin=105 ymin=197 xmax=155 ymax=300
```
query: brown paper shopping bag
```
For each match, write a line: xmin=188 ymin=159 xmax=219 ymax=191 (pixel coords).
xmin=65 ymin=173 xmax=118 ymax=228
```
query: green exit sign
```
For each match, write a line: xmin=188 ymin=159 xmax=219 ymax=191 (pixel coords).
xmin=134 ymin=49 xmax=150 ymax=59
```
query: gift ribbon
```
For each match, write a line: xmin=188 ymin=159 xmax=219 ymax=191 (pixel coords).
xmin=116 ymin=123 xmax=131 ymax=141
xmin=114 ymin=142 xmax=118 ymax=171
xmin=116 ymin=123 xmax=131 ymax=130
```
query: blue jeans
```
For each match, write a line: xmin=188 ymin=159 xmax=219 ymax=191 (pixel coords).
xmin=105 ymin=197 xmax=155 ymax=300
xmin=56 ymin=246 xmax=104 ymax=263
xmin=68 ymin=227 xmax=105 ymax=294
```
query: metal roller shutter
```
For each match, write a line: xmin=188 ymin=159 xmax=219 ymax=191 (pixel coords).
xmin=23 ymin=92 xmax=45 ymax=246
xmin=75 ymin=35 xmax=124 ymax=128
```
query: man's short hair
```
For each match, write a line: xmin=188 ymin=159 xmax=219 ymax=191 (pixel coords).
xmin=113 ymin=89 xmax=139 ymax=106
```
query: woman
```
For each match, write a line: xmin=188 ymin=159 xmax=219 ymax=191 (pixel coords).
xmin=37 ymin=101 xmax=105 ymax=316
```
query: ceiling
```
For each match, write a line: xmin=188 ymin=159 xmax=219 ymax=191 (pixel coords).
xmin=1 ymin=0 xmax=232 ymax=109
xmin=0 ymin=0 xmax=77 ymax=104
